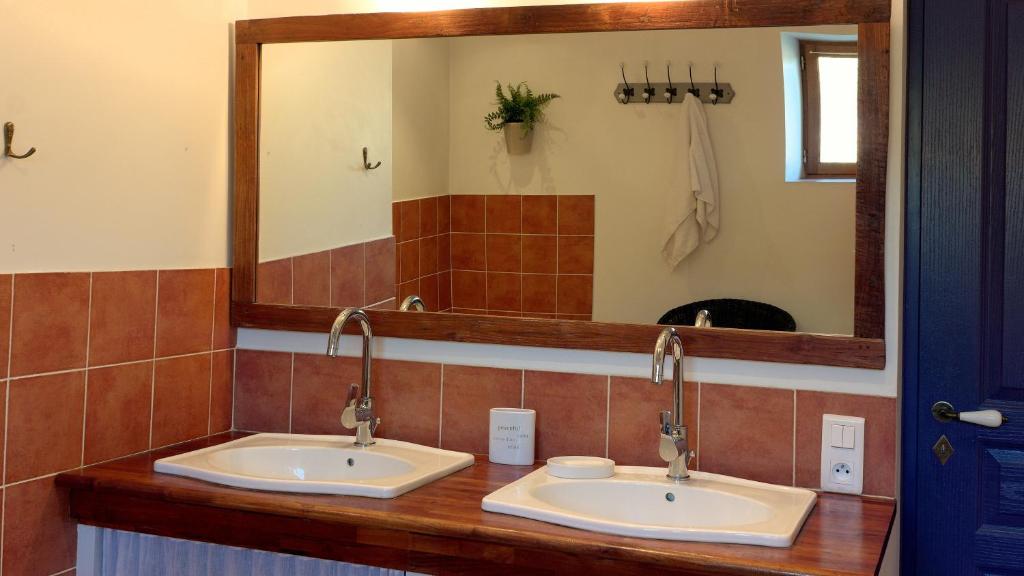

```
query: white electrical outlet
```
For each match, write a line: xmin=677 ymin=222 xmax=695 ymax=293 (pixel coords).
xmin=820 ymin=414 xmax=864 ymax=494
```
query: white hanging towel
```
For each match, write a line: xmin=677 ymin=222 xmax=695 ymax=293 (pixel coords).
xmin=662 ymin=92 xmax=720 ymax=267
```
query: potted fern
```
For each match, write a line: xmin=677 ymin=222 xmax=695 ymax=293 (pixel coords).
xmin=484 ymin=82 xmax=560 ymax=155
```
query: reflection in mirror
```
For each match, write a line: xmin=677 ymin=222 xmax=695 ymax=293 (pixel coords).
xmin=257 ymin=25 xmax=858 ymax=336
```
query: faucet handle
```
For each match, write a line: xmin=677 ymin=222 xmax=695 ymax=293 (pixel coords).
xmin=660 ymin=411 xmax=672 ymax=434
xmin=345 ymin=383 xmax=360 ymax=407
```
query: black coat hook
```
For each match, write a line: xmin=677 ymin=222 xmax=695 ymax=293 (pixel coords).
xmin=362 ymin=146 xmax=381 ymax=170
xmin=3 ymin=122 xmax=36 ymax=159
xmin=664 ymin=63 xmax=678 ymax=103
xmin=642 ymin=63 xmax=655 ymax=103
xmin=687 ymin=64 xmax=700 ymax=98
xmin=617 ymin=64 xmax=635 ymax=104
xmin=710 ymin=65 xmax=725 ymax=105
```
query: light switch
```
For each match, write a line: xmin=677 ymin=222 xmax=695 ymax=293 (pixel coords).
xmin=842 ymin=425 xmax=855 ymax=448
xmin=830 ymin=424 xmax=844 ymax=448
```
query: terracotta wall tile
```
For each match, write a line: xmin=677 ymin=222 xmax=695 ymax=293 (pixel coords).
xmin=487 ymin=273 xmax=522 ymax=312
xmin=213 ymin=268 xmax=235 ymax=350
xmin=522 ymin=235 xmax=557 ymax=274
xmin=451 ymin=195 xmax=485 ymax=233
xmin=437 ymin=195 xmax=451 ymax=233
xmin=486 ymin=234 xmax=522 ymax=273
xmin=0 ymin=383 xmax=5 ymax=471
xmin=398 ymin=279 xmax=420 ymax=303
xmin=522 ymin=195 xmax=557 ymax=234
xmin=3 ymin=477 xmax=76 ymax=576
xmin=10 ymin=273 xmax=90 ymax=377
xmin=372 ymin=359 xmax=442 ymax=446
xmin=400 ymin=199 xmax=421 ymax=241
xmin=292 ymin=250 xmax=331 ymax=307
xmin=558 ymin=236 xmax=595 ymax=274
xmin=524 ymin=371 xmax=607 ymax=460
xmin=419 ymin=274 xmax=440 ymax=311
xmin=392 ymin=203 xmax=404 ymax=243
xmin=257 ymin=259 xmax=292 ymax=305
xmin=795 ymin=391 xmax=897 ymax=496
xmin=420 ymin=197 xmax=438 ymax=237
xmin=420 ymin=235 xmax=439 ymax=276
xmin=365 ymin=237 xmax=396 ymax=306
xmin=486 ymin=195 xmax=522 ymax=234
xmin=156 ymin=269 xmax=215 ymax=357
xmin=522 ymin=274 xmax=557 ymax=313
xmin=234 ymin=350 xmax=292 ymax=433
xmin=84 ymin=362 xmax=153 ymax=464
xmin=556 ymin=275 xmax=593 ymax=315
xmin=437 ymin=233 xmax=452 ymax=273
xmin=331 ymin=243 xmax=365 ymax=308
xmin=152 ymin=354 xmax=211 ymax=448
xmin=367 ymin=298 xmax=397 ymax=311
xmin=438 ymin=271 xmax=452 ymax=311
xmin=700 ymin=383 xmax=794 ymax=485
xmin=441 ymin=365 xmax=522 ymax=454
xmin=399 ymin=240 xmax=420 ymax=283
xmin=210 ymin=350 xmax=235 ymax=434
xmin=558 ymin=195 xmax=595 ymax=235
xmin=7 ymin=371 xmax=85 ymax=483
xmin=451 ymin=233 xmax=486 ymax=271
xmin=89 ymin=271 xmax=157 ymax=367
xmin=0 ymin=275 xmax=12 ymax=377
xmin=609 ymin=378 xmax=698 ymax=467
xmin=452 ymin=271 xmax=487 ymax=310
xmin=292 ymin=354 xmax=360 ymax=435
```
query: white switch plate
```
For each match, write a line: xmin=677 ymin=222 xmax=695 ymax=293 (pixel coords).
xmin=820 ymin=414 xmax=864 ymax=494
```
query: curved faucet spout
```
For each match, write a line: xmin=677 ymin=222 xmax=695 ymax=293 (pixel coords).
xmin=328 ymin=308 xmax=377 ymax=446
xmin=652 ymin=327 xmax=691 ymax=480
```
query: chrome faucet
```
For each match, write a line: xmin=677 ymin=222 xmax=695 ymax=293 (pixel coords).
xmin=327 ymin=308 xmax=379 ymax=446
xmin=399 ymin=294 xmax=426 ymax=311
xmin=694 ymin=309 xmax=712 ymax=328
xmin=651 ymin=327 xmax=694 ymax=481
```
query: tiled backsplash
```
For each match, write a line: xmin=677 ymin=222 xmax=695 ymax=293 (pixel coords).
xmin=393 ymin=194 xmax=596 ymax=319
xmin=257 ymin=237 xmax=398 ymax=310
xmin=0 ymin=269 xmax=236 ymax=576
xmin=234 ymin=350 xmax=896 ymax=497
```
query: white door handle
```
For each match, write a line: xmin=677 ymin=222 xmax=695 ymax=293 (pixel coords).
xmin=932 ymin=401 xmax=1007 ymax=428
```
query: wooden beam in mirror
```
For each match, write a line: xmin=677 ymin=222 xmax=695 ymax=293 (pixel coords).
xmin=231 ymin=1 xmax=889 ymax=370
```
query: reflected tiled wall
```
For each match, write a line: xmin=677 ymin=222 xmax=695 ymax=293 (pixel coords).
xmin=392 ymin=194 xmax=596 ymax=319
xmin=0 ymin=269 xmax=236 ymax=576
xmin=257 ymin=238 xmax=397 ymax=310
xmin=393 ymin=196 xmax=452 ymax=312
xmin=234 ymin=351 xmax=896 ymax=497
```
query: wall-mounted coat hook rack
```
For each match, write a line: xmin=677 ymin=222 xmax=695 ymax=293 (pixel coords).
xmin=362 ymin=146 xmax=382 ymax=170
xmin=616 ymin=64 xmax=635 ymax=104
xmin=4 ymin=122 xmax=36 ymax=159
xmin=613 ymin=62 xmax=734 ymax=105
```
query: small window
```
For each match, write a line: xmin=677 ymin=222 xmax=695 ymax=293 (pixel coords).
xmin=800 ymin=40 xmax=858 ymax=178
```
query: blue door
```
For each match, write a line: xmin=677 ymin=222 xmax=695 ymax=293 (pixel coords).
xmin=904 ymin=0 xmax=1024 ymax=573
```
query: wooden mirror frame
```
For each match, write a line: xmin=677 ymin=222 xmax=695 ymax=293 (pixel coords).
xmin=231 ymin=0 xmax=890 ymax=370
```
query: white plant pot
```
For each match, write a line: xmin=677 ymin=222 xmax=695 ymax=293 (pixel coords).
xmin=503 ymin=122 xmax=534 ymax=155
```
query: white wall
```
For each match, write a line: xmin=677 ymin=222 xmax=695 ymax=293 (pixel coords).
xmin=446 ymin=27 xmax=856 ymax=333
xmin=0 ymin=0 xmax=242 ymax=273
xmin=259 ymin=41 xmax=394 ymax=261
xmin=392 ymin=39 xmax=452 ymax=201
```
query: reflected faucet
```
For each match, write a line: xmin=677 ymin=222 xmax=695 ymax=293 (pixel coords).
xmin=651 ymin=327 xmax=694 ymax=481
xmin=327 ymin=308 xmax=379 ymax=446
xmin=399 ymin=295 xmax=426 ymax=311
xmin=694 ymin=309 xmax=712 ymax=328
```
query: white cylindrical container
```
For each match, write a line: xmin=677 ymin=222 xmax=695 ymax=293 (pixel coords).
xmin=489 ymin=408 xmax=536 ymax=465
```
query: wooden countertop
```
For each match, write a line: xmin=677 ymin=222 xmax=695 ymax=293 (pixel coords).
xmin=57 ymin=433 xmax=895 ymax=576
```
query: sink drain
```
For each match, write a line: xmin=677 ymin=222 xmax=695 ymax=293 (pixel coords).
xmin=665 ymin=492 xmax=675 ymax=502
xmin=347 ymin=458 xmax=355 ymax=467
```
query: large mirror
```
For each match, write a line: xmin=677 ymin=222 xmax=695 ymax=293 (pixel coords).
xmin=256 ymin=25 xmax=861 ymax=336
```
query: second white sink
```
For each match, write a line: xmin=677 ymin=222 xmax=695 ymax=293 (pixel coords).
xmin=154 ymin=433 xmax=474 ymax=498
xmin=482 ymin=465 xmax=816 ymax=546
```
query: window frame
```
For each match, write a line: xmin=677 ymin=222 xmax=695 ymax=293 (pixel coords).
xmin=800 ymin=39 xmax=858 ymax=178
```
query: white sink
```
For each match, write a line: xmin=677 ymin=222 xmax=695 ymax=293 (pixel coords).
xmin=154 ymin=433 xmax=474 ymax=498
xmin=482 ymin=466 xmax=816 ymax=547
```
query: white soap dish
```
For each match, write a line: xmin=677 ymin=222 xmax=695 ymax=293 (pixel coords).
xmin=546 ymin=456 xmax=615 ymax=479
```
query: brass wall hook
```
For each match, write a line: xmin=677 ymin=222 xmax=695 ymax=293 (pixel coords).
xmin=362 ymin=147 xmax=382 ymax=170
xmin=4 ymin=122 xmax=37 ymax=159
